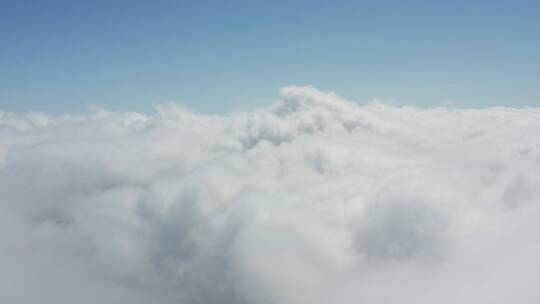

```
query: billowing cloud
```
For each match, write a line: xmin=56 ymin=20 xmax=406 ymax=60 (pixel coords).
xmin=1 ymin=86 xmax=540 ymax=303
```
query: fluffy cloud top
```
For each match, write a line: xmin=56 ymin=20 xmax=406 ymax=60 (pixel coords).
xmin=1 ymin=86 xmax=540 ymax=303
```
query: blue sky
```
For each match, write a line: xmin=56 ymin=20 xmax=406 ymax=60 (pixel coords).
xmin=1 ymin=0 xmax=539 ymax=113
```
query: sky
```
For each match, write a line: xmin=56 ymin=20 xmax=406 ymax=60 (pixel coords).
xmin=1 ymin=0 xmax=540 ymax=113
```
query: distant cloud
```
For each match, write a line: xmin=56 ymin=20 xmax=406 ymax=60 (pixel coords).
xmin=1 ymin=86 xmax=540 ymax=303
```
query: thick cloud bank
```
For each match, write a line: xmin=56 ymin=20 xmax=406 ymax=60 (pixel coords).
xmin=1 ymin=87 xmax=540 ymax=303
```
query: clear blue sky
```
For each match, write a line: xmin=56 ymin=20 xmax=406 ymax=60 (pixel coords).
xmin=1 ymin=0 xmax=539 ymax=113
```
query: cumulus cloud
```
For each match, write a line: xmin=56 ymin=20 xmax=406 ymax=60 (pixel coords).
xmin=1 ymin=86 xmax=540 ymax=303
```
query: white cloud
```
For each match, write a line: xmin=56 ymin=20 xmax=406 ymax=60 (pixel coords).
xmin=1 ymin=86 xmax=540 ymax=303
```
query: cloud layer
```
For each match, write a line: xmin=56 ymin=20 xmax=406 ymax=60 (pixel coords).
xmin=1 ymin=86 xmax=540 ymax=303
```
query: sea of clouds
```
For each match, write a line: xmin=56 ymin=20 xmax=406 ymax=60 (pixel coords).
xmin=1 ymin=86 xmax=540 ymax=303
